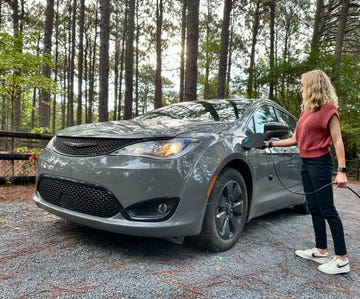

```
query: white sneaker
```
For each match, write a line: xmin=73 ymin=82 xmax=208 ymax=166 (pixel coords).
xmin=318 ymin=256 xmax=350 ymax=274
xmin=295 ymin=248 xmax=329 ymax=264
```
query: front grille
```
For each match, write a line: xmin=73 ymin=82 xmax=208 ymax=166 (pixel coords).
xmin=38 ymin=176 xmax=122 ymax=218
xmin=53 ymin=136 xmax=145 ymax=156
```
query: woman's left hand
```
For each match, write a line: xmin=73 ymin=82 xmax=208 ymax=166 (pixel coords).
xmin=335 ymin=172 xmax=348 ymax=188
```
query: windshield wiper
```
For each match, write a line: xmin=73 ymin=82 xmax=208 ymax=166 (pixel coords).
xmin=198 ymin=101 xmax=220 ymax=121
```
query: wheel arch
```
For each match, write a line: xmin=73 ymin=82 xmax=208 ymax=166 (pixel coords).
xmin=225 ymin=159 xmax=253 ymax=222
xmin=196 ymin=158 xmax=254 ymax=251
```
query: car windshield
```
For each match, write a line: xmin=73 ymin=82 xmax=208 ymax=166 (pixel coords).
xmin=137 ymin=100 xmax=252 ymax=122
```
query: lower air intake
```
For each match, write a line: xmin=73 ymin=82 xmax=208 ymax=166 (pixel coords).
xmin=37 ymin=176 xmax=122 ymax=218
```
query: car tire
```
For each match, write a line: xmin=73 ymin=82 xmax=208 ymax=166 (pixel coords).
xmin=197 ymin=168 xmax=248 ymax=252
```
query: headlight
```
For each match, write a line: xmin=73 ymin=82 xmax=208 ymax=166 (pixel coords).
xmin=111 ymin=138 xmax=199 ymax=159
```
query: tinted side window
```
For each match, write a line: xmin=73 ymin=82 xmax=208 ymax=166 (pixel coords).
xmin=253 ymin=105 xmax=278 ymax=133
xmin=276 ymin=109 xmax=296 ymax=137
xmin=245 ymin=117 xmax=255 ymax=136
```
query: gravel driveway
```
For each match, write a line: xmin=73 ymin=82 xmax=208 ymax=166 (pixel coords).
xmin=1 ymin=184 xmax=359 ymax=298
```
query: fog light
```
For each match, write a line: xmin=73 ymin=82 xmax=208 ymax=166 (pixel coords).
xmin=125 ymin=197 xmax=179 ymax=221
xmin=158 ymin=203 xmax=168 ymax=214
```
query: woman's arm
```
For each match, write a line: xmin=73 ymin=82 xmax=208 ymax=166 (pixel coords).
xmin=263 ymin=131 xmax=297 ymax=148
xmin=329 ymin=115 xmax=348 ymax=188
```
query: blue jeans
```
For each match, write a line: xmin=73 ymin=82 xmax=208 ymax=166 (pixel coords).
xmin=301 ymin=152 xmax=347 ymax=256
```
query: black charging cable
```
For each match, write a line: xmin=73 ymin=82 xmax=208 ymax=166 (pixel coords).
xmin=267 ymin=148 xmax=360 ymax=198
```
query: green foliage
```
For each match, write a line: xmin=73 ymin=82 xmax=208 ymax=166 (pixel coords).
xmin=0 ymin=32 xmax=57 ymax=127
xmin=31 ymin=127 xmax=51 ymax=134
xmin=0 ymin=33 xmax=56 ymax=94
xmin=15 ymin=146 xmax=42 ymax=154
xmin=333 ymin=54 xmax=360 ymax=158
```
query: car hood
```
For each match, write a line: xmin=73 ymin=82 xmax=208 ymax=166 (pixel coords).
xmin=57 ymin=119 xmax=234 ymax=139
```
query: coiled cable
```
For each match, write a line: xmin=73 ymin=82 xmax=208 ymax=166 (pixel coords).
xmin=268 ymin=148 xmax=360 ymax=198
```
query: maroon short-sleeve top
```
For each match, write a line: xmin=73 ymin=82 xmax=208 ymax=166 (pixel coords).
xmin=295 ymin=102 xmax=339 ymax=158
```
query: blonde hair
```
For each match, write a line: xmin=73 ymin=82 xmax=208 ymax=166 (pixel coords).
xmin=301 ymin=70 xmax=338 ymax=111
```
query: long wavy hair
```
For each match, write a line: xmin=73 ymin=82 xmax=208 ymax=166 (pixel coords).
xmin=301 ymin=70 xmax=338 ymax=111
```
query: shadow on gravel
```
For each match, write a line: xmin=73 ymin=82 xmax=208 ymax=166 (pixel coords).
xmin=48 ymin=218 xmax=214 ymax=266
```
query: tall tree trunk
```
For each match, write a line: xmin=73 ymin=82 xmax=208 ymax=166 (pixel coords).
xmin=76 ymin=0 xmax=85 ymax=125
xmin=117 ymin=9 xmax=127 ymax=120
xmin=246 ymin=0 xmax=261 ymax=98
xmin=88 ymin=28 xmax=98 ymax=123
xmin=279 ymin=10 xmax=292 ymax=109
xmin=1 ymin=95 xmax=5 ymax=130
xmin=61 ymin=51 xmax=67 ymax=129
xmin=135 ymin=1 xmax=139 ymax=116
xmin=113 ymin=5 xmax=121 ymax=120
xmin=65 ymin=19 xmax=70 ymax=127
xmin=39 ymin=0 xmax=54 ymax=132
xmin=332 ymin=0 xmax=350 ymax=87
xmin=204 ymin=0 xmax=211 ymax=99
xmin=179 ymin=0 xmax=187 ymax=102
xmin=99 ymin=0 xmax=111 ymax=122
xmin=226 ymin=22 xmax=233 ymax=98
xmin=12 ymin=0 xmax=23 ymax=131
xmin=310 ymin=0 xmax=324 ymax=63
xmin=67 ymin=0 xmax=77 ymax=127
xmin=217 ymin=0 xmax=232 ymax=99
xmin=268 ymin=0 xmax=275 ymax=101
xmin=124 ymin=0 xmax=135 ymax=119
xmin=52 ymin=0 xmax=60 ymax=134
xmin=84 ymin=37 xmax=89 ymax=123
xmin=184 ymin=0 xmax=200 ymax=102
xmin=154 ymin=0 xmax=163 ymax=109
xmin=86 ymin=29 xmax=96 ymax=123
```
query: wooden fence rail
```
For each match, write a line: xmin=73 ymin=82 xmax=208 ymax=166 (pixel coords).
xmin=0 ymin=131 xmax=53 ymax=184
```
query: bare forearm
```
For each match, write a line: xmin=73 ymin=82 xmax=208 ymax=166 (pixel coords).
xmin=329 ymin=115 xmax=346 ymax=167
xmin=270 ymin=135 xmax=297 ymax=148
xmin=334 ymin=139 xmax=346 ymax=167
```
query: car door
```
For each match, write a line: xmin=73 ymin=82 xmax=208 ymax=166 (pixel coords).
xmin=273 ymin=108 xmax=303 ymax=204
xmin=245 ymin=104 xmax=296 ymax=217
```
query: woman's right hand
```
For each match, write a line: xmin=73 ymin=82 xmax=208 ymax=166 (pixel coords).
xmin=260 ymin=141 xmax=270 ymax=149
xmin=334 ymin=172 xmax=348 ymax=188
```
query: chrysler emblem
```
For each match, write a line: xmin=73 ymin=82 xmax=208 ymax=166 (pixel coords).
xmin=63 ymin=141 xmax=98 ymax=149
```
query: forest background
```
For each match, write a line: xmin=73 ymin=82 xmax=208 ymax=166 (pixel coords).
xmin=0 ymin=0 xmax=359 ymax=159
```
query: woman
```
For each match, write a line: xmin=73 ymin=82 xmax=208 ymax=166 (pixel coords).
xmin=263 ymin=69 xmax=350 ymax=275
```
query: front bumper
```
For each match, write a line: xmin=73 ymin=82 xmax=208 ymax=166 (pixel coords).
xmin=33 ymin=148 xmax=211 ymax=238
xmin=33 ymin=190 xmax=202 ymax=237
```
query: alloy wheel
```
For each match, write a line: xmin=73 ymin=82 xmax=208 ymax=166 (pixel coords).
xmin=215 ymin=180 xmax=244 ymax=240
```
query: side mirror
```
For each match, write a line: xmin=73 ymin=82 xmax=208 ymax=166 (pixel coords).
xmin=263 ymin=122 xmax=289 ymax=141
